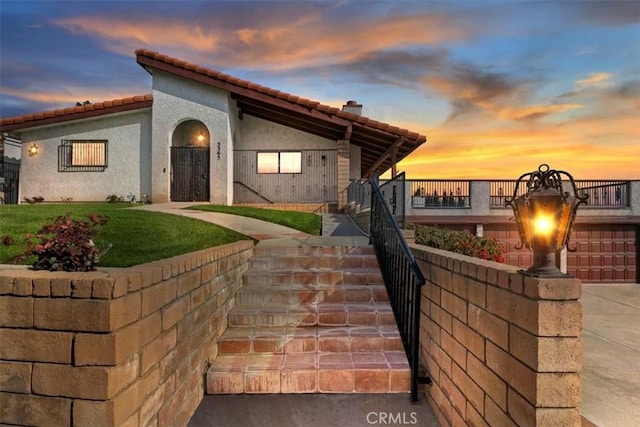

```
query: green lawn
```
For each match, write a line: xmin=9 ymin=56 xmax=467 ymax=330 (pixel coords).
xmin=0 ymin=204 xmax=250 ymax=268
xmin=187 ymin=205 xmax=322 ymax=235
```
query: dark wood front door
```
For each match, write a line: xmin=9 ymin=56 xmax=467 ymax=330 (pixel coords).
xmin=170 ymin=147 xmax=210 ymax=202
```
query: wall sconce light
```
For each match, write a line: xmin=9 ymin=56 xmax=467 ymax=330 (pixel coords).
xmin=197 ymin=133 xmax=205 ymax=143
xmin=28 ymin=143 xmax=39 ymax=157
xmin=505 ymin=164 xmax=588 ymax=277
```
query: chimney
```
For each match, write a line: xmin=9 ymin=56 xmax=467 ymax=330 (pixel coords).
xmin=342 ymin=100 xmax=363 ymax=115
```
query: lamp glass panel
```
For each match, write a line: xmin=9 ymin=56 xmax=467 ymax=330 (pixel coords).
xmin=514 ymin=197 xmax=533 ymax=247
xmin=556 ymin=199 xmax=574 ymax=248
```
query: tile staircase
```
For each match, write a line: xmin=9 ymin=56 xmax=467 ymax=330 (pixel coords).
xmin=206 ymin=239 xmax=411 ymax=394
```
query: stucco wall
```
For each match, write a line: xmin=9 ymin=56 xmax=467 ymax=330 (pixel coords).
xmin=151 ymin=70 xmax=232 ymax=204
xmin=236 ymin=115 xmax=335 ymax=150
xmin=18 ymin=111 xmax=151 ymax=202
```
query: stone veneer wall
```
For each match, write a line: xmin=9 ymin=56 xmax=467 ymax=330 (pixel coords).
xmin=411 ymin=244 xmax=582 ymax=427
xmin=0 ymin=240 xmax=253 ymax=427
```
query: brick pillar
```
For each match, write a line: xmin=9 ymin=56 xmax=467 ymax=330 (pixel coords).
xmin=337 ymin=140 xmax=350 ymax=211
xmin=412 ymin=245 xmax=583 ymax=427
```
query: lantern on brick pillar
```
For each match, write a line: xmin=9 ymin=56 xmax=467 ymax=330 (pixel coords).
xmin=505 ymin=164 xmax=588 ymax=277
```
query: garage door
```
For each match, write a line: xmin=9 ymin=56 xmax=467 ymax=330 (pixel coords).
xmin=567 ymin=224 xmax=638 ymax=283
xmin=484 ymin=225 xmax=533 ymax=270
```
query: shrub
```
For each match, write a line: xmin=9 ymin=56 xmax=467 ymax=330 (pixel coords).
xmin=23 ymin=196 xmax=44 ymax=204
xmin=20 ymin=213 xmax=111 ymax=271
xmin=106 ymin=194 xmax=124 ymax=203
xmin=408 ymin=224 xmax=505 ymax=263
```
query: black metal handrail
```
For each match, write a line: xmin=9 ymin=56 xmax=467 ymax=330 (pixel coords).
xmin=369 ymin=175 xmax=428 ymax=403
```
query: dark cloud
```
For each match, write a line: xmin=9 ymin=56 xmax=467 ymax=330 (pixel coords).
xmin=571 ymin=1 xmax=640 ymax=27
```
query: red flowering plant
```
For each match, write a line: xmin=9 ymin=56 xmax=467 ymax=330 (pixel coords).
xmin=408 ymin=224 xmax=505 ymax=263
xmin=17 ymin=213 xmax=112 ymax=271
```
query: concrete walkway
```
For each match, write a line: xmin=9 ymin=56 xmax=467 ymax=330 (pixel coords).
xmin=581 ymin=283 xmax=640 ymax=427
xmin=129 ymin=203 xmax=310 ymax=240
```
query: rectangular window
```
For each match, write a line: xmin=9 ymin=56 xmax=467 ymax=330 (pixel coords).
xmin=58 ymin=140 xmax=108 ymax=172
xmin=257 ymin=151 xmax=301 ymax=174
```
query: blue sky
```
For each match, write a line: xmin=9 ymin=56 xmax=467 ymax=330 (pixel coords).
xmin=1 ymin=0 xmax=638 ymax=178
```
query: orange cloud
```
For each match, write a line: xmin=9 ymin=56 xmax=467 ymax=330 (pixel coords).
xmin=0 ymin=86 xmax=146 ymax=110
xmin=576 ymin=72 xmax=613 ymax=88
xmin=53 ymin=12 xmax=475 ymax=71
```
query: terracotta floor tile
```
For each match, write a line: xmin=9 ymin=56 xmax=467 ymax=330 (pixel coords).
xmin=209 ymin=355 xmax=247 ymax=370
xmin=282 ymin=353 xmax=317 ymax=367
xmin=351 ymin=336 xmax=384 ymax=352
xmin=351 ymin=352 xmax=388 ymax=366
xmin=318 ymin=353 xmax=353 ymax=367
xmin=318 ymin=336 xmax=350 ymax=352
xmin=246 ymin=354 xmax=284 ymax=369
xmin=281 ymin=369 xmax=318 ymax=393
xmin=282 ymin=336 xmax=317 ymax=353
xmin=244 ymin=370 xmax=281 ymax=393
xmin=318 ymin=369 xmax=354 ymax=392
xmin=207 ymin=371 xmax=244 ymax=394
xmin=219 ymin=337 xmax=251 ymax=354
xmin=318 ymin=311 xmax=347 ymax=326
xmin=389 ymin=369 xmax=411 ymax=392
xmin=384 ymin=351 xmax=410 ymax=365
xmin=354 ymin=369 xmax=390 ymax=393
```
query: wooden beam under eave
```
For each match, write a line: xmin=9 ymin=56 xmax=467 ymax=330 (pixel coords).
xmin=363 ymin=136 xmax=406 ymax=178
xmin=343 ymin=122 xmax=352 ymax=141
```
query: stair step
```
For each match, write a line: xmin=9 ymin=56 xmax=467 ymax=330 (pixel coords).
xmin=253 ymin=245 xmax=375 ymax=257
xmin=243 ymin=268 xmax=383 ymax=286
xmin=206 ymin=351 xmax=411 ymax=394
xmin=248 ymin=254 xmax=379 ymax=270
xmin=228 ymin=303 xmax=396 ymax=327
xmin=235 ymin=284 xmax=390 ymax=305
xmin=217 ymin=325 xmax=405 ymax=355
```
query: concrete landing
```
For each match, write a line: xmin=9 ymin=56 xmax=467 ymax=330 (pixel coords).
xmin=581 ymin=284 xmax=640 ymax=427
xmin=188 ymin=394 xmax=439 ymax=427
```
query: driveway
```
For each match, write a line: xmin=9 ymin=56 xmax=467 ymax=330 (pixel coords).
xmin=581 ymin=283 xmax=640 ymax=427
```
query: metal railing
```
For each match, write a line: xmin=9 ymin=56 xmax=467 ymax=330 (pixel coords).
xmin=490 ymin=179 xmax=631 ymax=208
xmin=1 ymin=159 xmax=20 ymax=204
xmin=490 ymin=180 xmax=521 ymax=208
xmin=380 ymin=172 xmax=406 ymax=227
xmin=409 ymin=179 xmax=470 ymax=208
xmin=370 ymin=175 xmax=428 ymax=403
xmin=575 ymin=180 xmax=630 ymax=208
xmin=347 ymin=178 xmax=371 ymax=211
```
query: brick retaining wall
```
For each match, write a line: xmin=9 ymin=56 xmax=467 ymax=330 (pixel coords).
xmin=411 ymin=244 xmax=582 ymax=427
xmin=0 ymin=240 xmax=253 ymax=426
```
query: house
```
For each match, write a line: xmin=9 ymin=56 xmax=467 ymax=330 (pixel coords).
xmin=0 ymin=49 xmax=426 ymax=210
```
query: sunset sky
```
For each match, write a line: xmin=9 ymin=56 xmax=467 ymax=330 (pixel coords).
xmin=1 ymin=1 xmax=638 ymax=179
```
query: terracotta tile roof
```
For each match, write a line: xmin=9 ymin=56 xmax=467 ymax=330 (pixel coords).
xmin=136 ymin=49 xmax=426 ymax=143
xmin=0 ymin=95 xmax=153 ymax=132
xmin=135 ymin=49 xmax=426 ymax=176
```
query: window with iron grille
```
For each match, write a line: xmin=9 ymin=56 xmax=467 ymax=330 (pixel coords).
xmin=58 ymin=140 xmax=108 ymax=172
xmin=256 ymin=151 xmax=301 ymax=174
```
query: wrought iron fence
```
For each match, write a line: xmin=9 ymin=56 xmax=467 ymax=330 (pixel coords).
xmin=380 ymin=172 xmax=406 ymax=227
xmin=347 ymin=178 xmax=371 ymax=211
xmin=409 ymin=179 xmax=470 ymax=208
xmin=575 ymin=180 xmax=630 ymax=208
xmin=370 ymin=175 xmax=428 ymax=403
xmin=490 ymin=179 xmax=631 ymax=208
xmin=0 ymin=159 xmax=20 ymax=204
xmin=489 ymin=180 xmax=520 ymax=208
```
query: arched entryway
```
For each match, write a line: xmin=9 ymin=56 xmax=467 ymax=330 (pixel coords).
xmin=170 ymin=120 xmax=210 ymax=201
